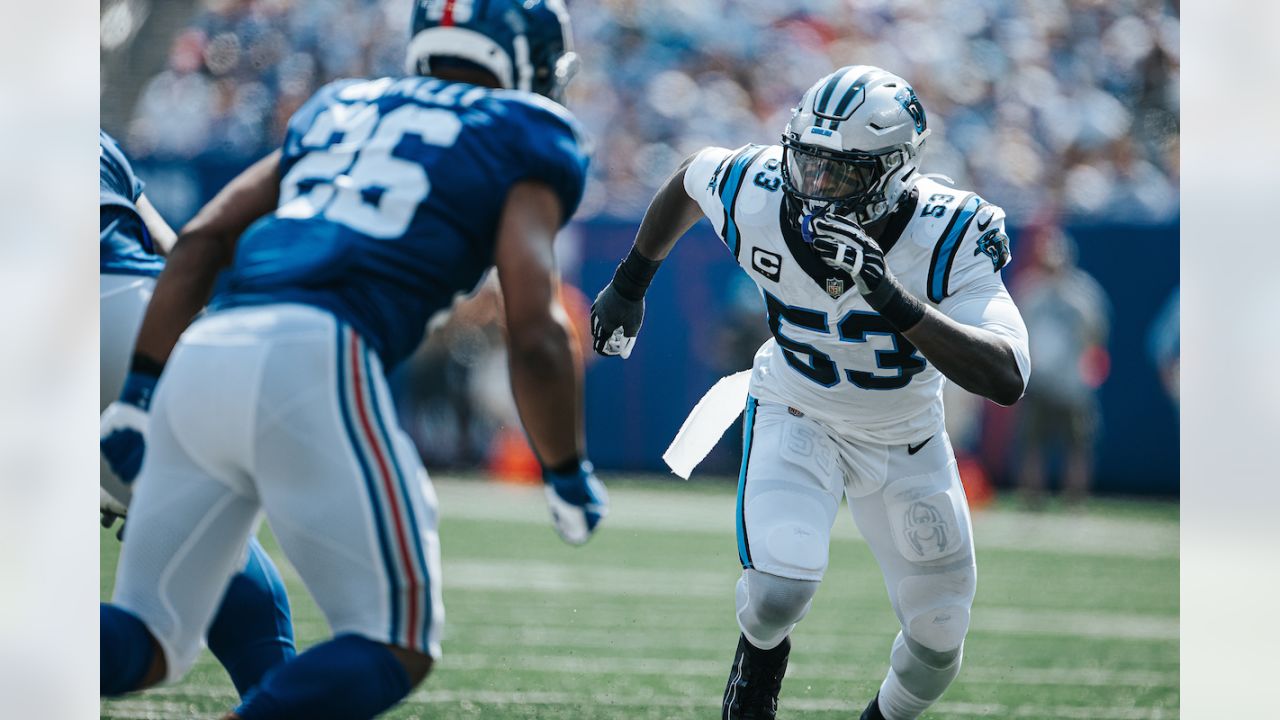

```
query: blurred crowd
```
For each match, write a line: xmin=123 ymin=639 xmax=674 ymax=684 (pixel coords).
xmin=104 ymin=0 xmax=1181 ymax=493
xmin=117 ymin=0 xmax=1179 ymax=224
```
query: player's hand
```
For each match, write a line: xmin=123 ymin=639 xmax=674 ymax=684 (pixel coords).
xmin=101 ymin=487 xmax=128 ymax=540
xmin=590 ymin=283 xmax=644 ymax=359
xmin=100 ymin=371 xmax=159 ymax=485
xmin=810 ymin=213 xmax=890 ymax=295
xmin=542 ymin=459 xmax=609 ymax=545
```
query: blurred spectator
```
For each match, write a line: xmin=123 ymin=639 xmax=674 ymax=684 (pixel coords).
xmin=397 ymin=275 xmax=505 ymax=469
xmin=395 ymin=268 xmax=594 ymax=477
xmin=1013 ymin=225 xmax=1111 ymax=509
xmin=1148 ymin=286 xmax=1179 ymax=409
xmin=110 ymin=0 xmax=1179 ymax=228
xmin=101 ymin=0 xmax=1179 ymax=481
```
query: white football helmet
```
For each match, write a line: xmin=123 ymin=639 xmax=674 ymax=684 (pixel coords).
xmin=782 ymin=65 xmax=930 ymax=225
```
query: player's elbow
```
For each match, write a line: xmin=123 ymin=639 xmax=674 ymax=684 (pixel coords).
xmin=508 ymin=315 xmax=575 ymax=378
xmin=169 ymin=227 xmax=237 ymax=273
xmin=988 ymin=368 xmax=1025 ymax=407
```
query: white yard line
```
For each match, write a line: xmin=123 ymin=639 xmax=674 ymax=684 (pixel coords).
xmin=110 ymin=690 xmax=1178 ymax=719
xmin=100 ymin=700 xmax=221 ymax=719
xmin=432 ymin=478 xmax=1178 ymax=560
xmin=403 ymin=690 xmax=1179 ymax=718
xmin=132 ymin=657 xmax=1176 ymax=703
xmin=432 ymin=652 xmax=1176 ymax=687
xmin=443 ymin=558 xmax=1178 ymax=641
xmin=446 ymin=624 xmax=1178 ymax=674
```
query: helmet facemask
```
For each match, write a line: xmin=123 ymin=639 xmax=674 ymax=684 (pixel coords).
xmin=781 ymin=133 xmax=913 ymax=225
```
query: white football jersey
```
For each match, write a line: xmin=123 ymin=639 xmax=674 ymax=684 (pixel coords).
xmin=684 ymin=144 xmax=1029 ymax=445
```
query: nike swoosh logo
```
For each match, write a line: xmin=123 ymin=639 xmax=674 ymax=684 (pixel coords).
xmin=907 ymin=437 xmax=933 ymax=455
xmin=975 ymin=207 xmax=993 ymax=232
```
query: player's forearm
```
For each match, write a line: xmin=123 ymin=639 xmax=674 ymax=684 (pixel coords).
xmin=136 ymin=194 xmax=177 ymax=255
xmin=902 ymin=308 xmax=1025 ymax=406
xmin=506 ymin=312 xmax=585 ymax=469
xmin=131 ymin=151 xmax=281 ymax=368
xmin=131 ymin=231 xmax=234 ymax=367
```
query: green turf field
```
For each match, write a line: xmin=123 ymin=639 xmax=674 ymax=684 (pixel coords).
xmin=101 ymin=476 xmax=1178 ymax=719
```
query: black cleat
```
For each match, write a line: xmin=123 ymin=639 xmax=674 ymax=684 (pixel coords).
xmin=859 ymin=693 xmax=887 ymax=720
xmin=722 ymin=634 xmax=790 ymax=719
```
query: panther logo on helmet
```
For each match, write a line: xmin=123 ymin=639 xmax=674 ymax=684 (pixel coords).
xmin=896 ymin=86 xmax=927 ymax=134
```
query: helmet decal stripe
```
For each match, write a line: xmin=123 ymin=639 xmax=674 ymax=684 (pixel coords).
xmin=440 ymin=0 xmax=456 ymax=26
xmin=815 ymin=66 xmax=855 ymax=122
xmin=827 ymin=69 xmax=888 ymax=130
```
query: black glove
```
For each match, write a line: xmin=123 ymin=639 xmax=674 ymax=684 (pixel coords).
xmin=590 ymin=247 xmax=662 ymax=358
xmin=810 ymin=213 xmax=888 ymax=295
xmin=810 ymin=213 xmax=925 ymax=331
xmin=590 ymin=283 xmax=644 ymax=358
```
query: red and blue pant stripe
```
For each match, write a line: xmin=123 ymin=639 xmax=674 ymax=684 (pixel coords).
xmin=335 ymin=324 xmax=432 ymax=652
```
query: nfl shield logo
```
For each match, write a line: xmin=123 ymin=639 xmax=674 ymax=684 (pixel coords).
xmin=826 ymin=277 xmax=844 ymax=298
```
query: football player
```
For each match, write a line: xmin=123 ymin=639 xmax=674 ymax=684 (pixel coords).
xmin=98 ymin=1 xmax=606 ymax=717
xmin=590 ymin=66 xmax=1030 ymax=720
xmin=99 ymin=129 xmax=297 ymax=698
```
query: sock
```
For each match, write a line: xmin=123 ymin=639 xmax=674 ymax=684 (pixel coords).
xmin=101 ymin=604 xmax=157 ymax=696
xmin=234 ymin=634 xmax=412 ymax=720
xmin=207 ymin=537 xmax=298 ymax=697
xmin=876 ymin=633 xmax=962 ymax=720
xmin=861 ymin=693 xmax=887 ymax=720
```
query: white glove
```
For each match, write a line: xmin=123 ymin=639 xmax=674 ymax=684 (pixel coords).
xmin=542 ymin=460 xmax=609 ymax=545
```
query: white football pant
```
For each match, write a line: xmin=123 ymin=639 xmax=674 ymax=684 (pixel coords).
xmin=112 ymin=304 xmax=444 ymax=681
xmin=733 ymin=397 xmax=976 ymax=718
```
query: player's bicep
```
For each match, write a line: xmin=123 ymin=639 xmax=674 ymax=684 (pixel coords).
xmin=662 ymin=153 xmax=704 ymax=227
xmin=494 ymin=180 xmax=565 ymax=329
xmin=631 ymin=153 xmax=711 ymax=261
xmin=680 ymin=146 xmax=734 ymax=234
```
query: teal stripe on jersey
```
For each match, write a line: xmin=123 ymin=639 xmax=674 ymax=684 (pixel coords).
xmin=718 ymin=146 xmax=768 ymax=258
xmin=927 ymin=194 xmax=982 ymax=302
xmin=736 ymin=396 xmax=759 ymax=569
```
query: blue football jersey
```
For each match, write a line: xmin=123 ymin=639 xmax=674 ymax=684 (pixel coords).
xmin=100 ymin=129 xmax=165 ymax=277
xmin=211 ymin=76 xmax=590 ymax=369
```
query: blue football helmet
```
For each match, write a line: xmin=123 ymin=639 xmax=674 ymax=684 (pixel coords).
xmin=406 ymin=0 xmax=579 ymax=101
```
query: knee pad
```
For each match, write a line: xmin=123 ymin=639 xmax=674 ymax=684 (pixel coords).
xmin=736 ymin=569 xmax=820 ymax=650
xmin=895 ymin=566 xmax=976 ymax=653
xmin=896 ymin=633 xmax=961 ymax=673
